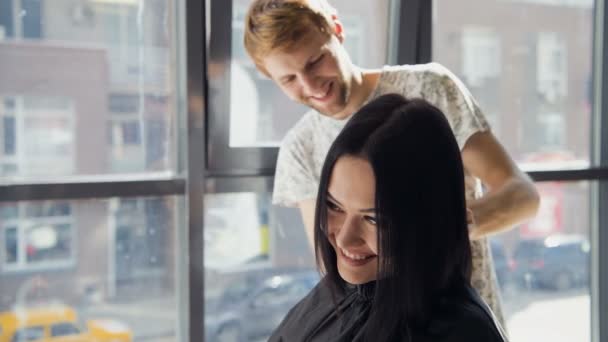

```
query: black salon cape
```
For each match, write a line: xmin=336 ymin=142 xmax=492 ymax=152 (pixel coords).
xmin=269 ymin=279 xmax=506 ymax=342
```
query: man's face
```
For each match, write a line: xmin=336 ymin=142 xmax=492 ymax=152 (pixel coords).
xmin=262 ymin=30 xmax=353 ymax=119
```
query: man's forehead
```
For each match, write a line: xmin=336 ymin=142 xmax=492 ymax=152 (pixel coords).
xmin=281 ymin=29 xmax=328 ymax=54
xmin=305 ymin=0 xmax=335 ymax=16
xmin=264 ymin=31 xmax=328 ymax=68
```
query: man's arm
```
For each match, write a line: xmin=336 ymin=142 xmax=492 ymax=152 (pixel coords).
xmin=462 ymin=131 xmax=540 ymax=240
xmin=298 ymin=198 xmax=317 ymax=250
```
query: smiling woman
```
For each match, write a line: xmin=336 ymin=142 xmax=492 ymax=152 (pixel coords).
xmin=269 ymin=94 xmax=507 ymax=342
xmin=325 ymin=156 xmax=378 ymax=284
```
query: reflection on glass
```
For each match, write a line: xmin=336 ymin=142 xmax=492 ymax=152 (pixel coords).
xmin=204 ymin=190 xmax=316 ymax=342
xmin=489 ymin=181 xmax=591 ymax=342
xmin=434 ymin=0 xmax=593 ymax=170
xmin=2 ymin=202 xmax=73 ymax=269
xmin=204 ymin=192 xmax=267 ymax=268
xmin=227 ymin=0 xmax=391 ymax=147
xmin=0 ymin=197 xmax=178 ymax=341
xmin=25 ymin=224 xmax=71 ymax=264
xmin=0 ymin=0 xmax=177 ymax=180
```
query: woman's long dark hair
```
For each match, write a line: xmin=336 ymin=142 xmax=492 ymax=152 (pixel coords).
xmin=314 ymin=94 xmax=473 ymax=341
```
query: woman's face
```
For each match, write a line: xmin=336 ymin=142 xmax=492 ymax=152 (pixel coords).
xmin=326 ymin=156 xmax=378 ymax=284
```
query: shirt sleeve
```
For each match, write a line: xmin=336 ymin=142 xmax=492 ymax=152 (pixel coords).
xmin=422 ymin=63 xmax=491 ymax=150
xmin=272 ymin=127 xmax=317 ymax=207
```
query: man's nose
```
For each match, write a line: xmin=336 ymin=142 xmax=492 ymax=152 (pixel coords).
xmin=300 ymin=74 xmax=324 ymax=97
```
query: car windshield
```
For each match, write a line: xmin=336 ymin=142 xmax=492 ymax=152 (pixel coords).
xmin=51 ymin=322 xmax=81 ymax=337
xmin=11 ymin=326 xmax=44 ymax=342
xmin=222 ymin=279 xmax=256 ymax=304
xmin=514 ymin=241 xmax=544 ymax=260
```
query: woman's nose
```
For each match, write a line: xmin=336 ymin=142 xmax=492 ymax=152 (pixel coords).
xmin=335 ymin=215 xmax=363 ymax=248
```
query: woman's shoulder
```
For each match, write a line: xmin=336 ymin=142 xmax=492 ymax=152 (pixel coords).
xmin=268 ymin=279 xmax=340 ymax=342
xmin=427 ymin=287 xmax=507 ymax=342
xmin=446 ymin=301 xmax=505 ymax=341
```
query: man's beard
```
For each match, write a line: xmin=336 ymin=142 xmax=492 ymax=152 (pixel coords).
xmin=308 ymin=80 xmax=350 ymax=117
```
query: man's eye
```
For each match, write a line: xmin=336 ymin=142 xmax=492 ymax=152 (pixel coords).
xmin=283 ymin=76 xmax=296 ymax=84
xmin=364 ymin=216 xmax=377 ymax=225
xmin=312 ymin=54 xmax=325 ymax=66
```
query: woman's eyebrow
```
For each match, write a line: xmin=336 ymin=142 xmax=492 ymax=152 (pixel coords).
xmin=328 ymin=193 xmax=375 ymax=213
xmin=327 ymin=192 xmax=342 ymax=206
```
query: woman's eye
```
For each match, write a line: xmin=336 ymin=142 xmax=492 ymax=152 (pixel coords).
xmin=364 ymin=216 xmax=377 ymax=225
xmin=327 ymin=200 xmax=342 ymax=212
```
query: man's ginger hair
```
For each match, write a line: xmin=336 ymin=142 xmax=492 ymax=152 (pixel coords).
xmin=244 ymin=0 xmax=338 ymax=76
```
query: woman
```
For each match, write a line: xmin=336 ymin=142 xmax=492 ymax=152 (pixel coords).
xmin=269 ymin=94 xmax=507 ymax=341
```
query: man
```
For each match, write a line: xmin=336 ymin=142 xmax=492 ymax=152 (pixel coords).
xmin=244 ymin=0 xmax=539 ymax=326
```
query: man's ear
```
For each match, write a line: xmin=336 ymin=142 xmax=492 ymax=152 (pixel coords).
xmin=331 ymin=14 xmax=345 ymax=43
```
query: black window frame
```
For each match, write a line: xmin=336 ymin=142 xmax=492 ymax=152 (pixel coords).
xmin=0 ymin=0 xmax=606 ymax=341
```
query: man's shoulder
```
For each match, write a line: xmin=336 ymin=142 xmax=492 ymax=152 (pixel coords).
xmin=381 ymin=62 xmax=452 ymax=79
xmin=280 ymin=109 xmax=322 ymax=150
xmin=283 ymin=109 xmax=319 ymax=142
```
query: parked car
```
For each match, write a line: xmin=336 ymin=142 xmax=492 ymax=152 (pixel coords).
xmin=204 ymin=268 xmax=319 ymax=342
xmin=490 ymin=240 xmax=515 ymax=289
xmin=513 ymin=234 xmax=590 ymax=291
xmin=0 ymin=304 xmax=132 ymax=342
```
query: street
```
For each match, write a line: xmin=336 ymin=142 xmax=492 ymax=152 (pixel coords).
xmin=79 ymin=288 xmax=590 ymax=342
xmin=504 ymin=288 xmax=589 ymax=342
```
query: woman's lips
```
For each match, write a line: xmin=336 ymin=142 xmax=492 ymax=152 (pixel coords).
xmin=339 ymin=247 xmax=376 ymax=267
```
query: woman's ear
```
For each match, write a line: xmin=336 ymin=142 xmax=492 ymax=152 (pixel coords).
xmin=331 ymin=14 xmax=345 ymax=43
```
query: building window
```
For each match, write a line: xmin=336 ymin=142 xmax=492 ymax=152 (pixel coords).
xmin=121 ymin=121 xmax=141 ymax=145
xmin=1 ymin=202 xmax=74 ymax=271
xmin=461 ymin=27 xmax=501 ymax=87
xmin=114 ymin=198 xmax=167 ymax=282
xmin=0 ymin=96 xmax=75 ymax=177
xmin=3 ymin=116 xmax=16 ymax=155
xmin=538 ymin=112 xmax=566 ymax=149
xmin=537 ymin=32 xmax=567 ymax=103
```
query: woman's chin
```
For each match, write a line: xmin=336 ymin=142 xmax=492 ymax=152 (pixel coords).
xmin=339 ymin=271 xmax=376 ymax=285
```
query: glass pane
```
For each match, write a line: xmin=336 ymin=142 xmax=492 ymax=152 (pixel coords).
xmin=0 ymin=196 xmax=179 ymax=342
xmin=228 ymin=0 xmax=391 ymax=147
xmin=433 ymin=0 xmax=593 ymax=170
xmin=490 ymin=181 xmax=591 ymax=342
xmin=0 ymin=0 xmax=178 ymax=182
xmin=3 ymin=226 xmax=17 ymax=264
xmin=50 ymin=322 xmax=81 ymax=337
xmin=204 ymin=189 xmax=317 ymax=341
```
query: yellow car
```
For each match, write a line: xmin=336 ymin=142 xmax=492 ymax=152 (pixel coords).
xmin=0 ymin=305 xmax=131 ymax=342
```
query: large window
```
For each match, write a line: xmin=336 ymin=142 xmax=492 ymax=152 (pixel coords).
xmin=0 ymin=197 xmax=178 ymax=340
xmin=203 ymin=179 xmax=317 ymax=342
xmin=209 ymin=0 xmax=390 ymax=171
xmin=434 ymin=1 xmax=606 ymax=341
xmin=201 ymin=1 xmax=394 ymax=340
xmin=0 ymin=0 xmax=182 ymax=341
xmin=0 ymin=0 xmax=177 ymax=180
xmin=491 ymin=181 xmax=592 ymax=341
xmin=435 ymin=0 xmax=593 ymax=167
